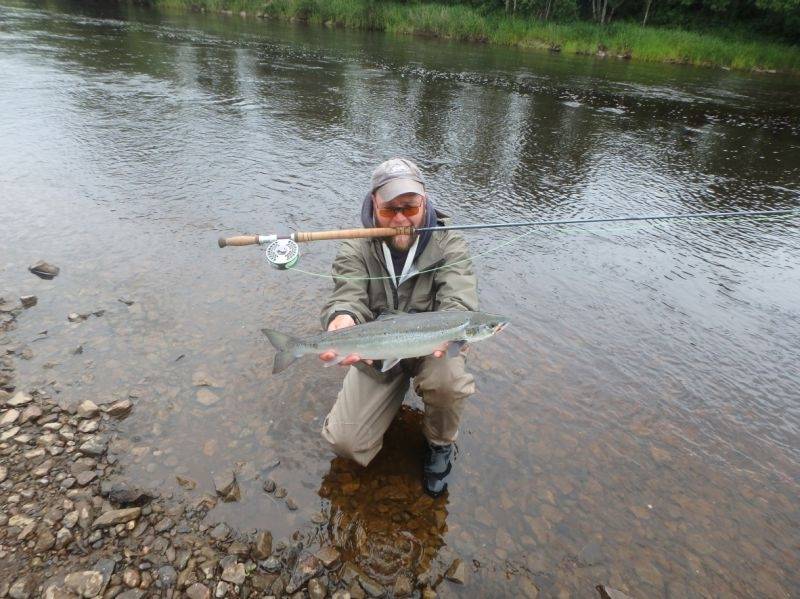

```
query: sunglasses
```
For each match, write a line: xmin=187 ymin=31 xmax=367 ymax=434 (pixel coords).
xmin=375 ymin=204 xmax=422 ymax=219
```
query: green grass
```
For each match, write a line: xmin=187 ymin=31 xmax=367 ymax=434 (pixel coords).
xmin=152 ymin=0 xmax=800 ymax=73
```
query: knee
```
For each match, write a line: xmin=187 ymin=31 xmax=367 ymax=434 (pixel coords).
xmin=415 ymin=358 xmax=475 ymax=406
xmin=321 ymin=417 xmax=372 ymax=467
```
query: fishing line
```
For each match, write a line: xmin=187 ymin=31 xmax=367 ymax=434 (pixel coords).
xmin=286 ymin=210 xmax=798 ymax=282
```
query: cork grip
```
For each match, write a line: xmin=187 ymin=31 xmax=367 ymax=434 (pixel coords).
xmin=294 ymin=227 xmax=411 ymax=243
xmin=218 ymin=235 xmax=260 ymax=247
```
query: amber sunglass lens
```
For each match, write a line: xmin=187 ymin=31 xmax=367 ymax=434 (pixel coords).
xmin=378 ymin=205 xmax=421 ymax=218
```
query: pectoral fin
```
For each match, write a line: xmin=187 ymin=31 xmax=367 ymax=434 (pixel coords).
xmin=381 ymin=358 xmax=401 ymax=373
xmin=446 ymin=340 xmax=467 ymax=358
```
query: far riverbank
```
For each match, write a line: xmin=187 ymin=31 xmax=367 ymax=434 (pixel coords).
xmin=151 ymin=0 xmax=800 ymax=74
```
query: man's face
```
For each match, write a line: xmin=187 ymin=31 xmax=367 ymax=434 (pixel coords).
xmin=372 ymin=191 xmax=426 ymax=252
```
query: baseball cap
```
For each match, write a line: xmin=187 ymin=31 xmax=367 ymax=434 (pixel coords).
xmin=371 ymin=158 xmax=425 ymax=202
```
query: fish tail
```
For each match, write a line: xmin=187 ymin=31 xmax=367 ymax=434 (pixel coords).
xmin=261 ymin=328 xmax=302 ymax=374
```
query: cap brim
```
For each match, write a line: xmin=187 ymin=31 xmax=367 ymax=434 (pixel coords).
xmin=375 ymin=179 xmax=425 ymax=202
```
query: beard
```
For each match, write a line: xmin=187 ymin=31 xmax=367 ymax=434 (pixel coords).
xmin=388 ymin=230 xmax=418 ymax=252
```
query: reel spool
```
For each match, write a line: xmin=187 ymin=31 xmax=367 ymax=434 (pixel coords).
xmin=265 ymin=239 xmax=299 ymax=270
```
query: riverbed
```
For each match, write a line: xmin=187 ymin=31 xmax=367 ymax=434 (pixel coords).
xmin=1 ymin=1 xmax=799 ymax=596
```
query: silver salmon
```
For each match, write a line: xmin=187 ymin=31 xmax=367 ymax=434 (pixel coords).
xmin=262 ymin=310 xmax=509 ymax=374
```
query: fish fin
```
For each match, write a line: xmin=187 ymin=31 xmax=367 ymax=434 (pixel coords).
xmin=446 ymin=340 xmax=467 ymax=358
xmin=261 ymin=328 xmax=302 ymax=374
xmin=381 ymin=358 xmax=401 ymax=373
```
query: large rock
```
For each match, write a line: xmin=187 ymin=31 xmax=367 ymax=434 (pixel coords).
xmin=20 ymin=405 xmax=42 ymax=423
xmin=104 ymin=483 xmax=155 ymax=506
xmin=9 ymin=577 xmax=34 ymax=599
xmin=92 ymin=508 xmax=141 ymax=529
xmin=29 ymin=260 xmax=60 ymax=279
xmin=286 ymin=553 xmax=323 ymax=594
xmin=252 ymin=530 xmax=273 ymax=560
xmin=64 ymin=571 xmax=104 ymax=598
xmin=213 ymin=471 xmax=240 ymax=502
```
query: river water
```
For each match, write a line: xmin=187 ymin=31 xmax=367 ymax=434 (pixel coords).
xmin=1 ymin=1 xmax=799 ymax=596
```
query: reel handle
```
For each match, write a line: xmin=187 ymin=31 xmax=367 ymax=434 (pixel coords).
xmin=294 ymin=227 xmax=411 ymax=242
xmin=218 ymin=235 xmax=261 ymax=248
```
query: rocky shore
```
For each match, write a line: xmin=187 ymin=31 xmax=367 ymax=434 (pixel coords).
xmin=0 ymin=293 xmax=465 ymax=599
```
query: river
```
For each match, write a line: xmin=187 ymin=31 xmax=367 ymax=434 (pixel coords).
xmin=1 ymin=1 xmax=799 ymax=596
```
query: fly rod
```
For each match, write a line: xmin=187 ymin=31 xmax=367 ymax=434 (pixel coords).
xmin=217 ymin=208 xmax=798 ymax=269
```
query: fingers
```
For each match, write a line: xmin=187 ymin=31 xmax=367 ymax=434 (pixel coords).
xmin=433 ymin=350 xmax=444 ymax=358
xmin=340 ymin=354 xmax=361 ymax=366
xmin=319 ymin=351 xmax=336 ymax=362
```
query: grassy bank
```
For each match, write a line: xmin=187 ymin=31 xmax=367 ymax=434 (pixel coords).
xmin=153 ymin=0 xmax=800 ymax=73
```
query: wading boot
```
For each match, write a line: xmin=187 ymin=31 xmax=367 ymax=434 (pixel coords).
xmin=423 ymin=442 xmax=453 ymax=498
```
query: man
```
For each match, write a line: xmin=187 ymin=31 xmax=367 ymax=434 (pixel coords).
xmin=319 ymin=158 xmax=478 ymax=497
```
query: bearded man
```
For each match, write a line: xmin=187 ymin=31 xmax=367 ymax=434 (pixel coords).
xmin=319 ymin=158 xmax=478 ymax=497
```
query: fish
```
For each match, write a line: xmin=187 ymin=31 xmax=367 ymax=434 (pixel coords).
xmin=262 ymin=310 xmax=509 ymax=374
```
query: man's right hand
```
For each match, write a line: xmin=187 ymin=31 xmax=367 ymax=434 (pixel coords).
xmin=319 ymin=314 xmax=372 ymax=366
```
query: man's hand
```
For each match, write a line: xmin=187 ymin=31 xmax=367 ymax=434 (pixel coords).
xmin=319 ymin=314 xmax=373 ymax=366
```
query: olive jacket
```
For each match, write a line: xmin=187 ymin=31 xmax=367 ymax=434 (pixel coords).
xmin=320 ymin=214 xmax=478 ymax=377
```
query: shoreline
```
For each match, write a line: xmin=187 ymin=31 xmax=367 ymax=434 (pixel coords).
xmin=149 ymin=0 xmax=800 ymax=74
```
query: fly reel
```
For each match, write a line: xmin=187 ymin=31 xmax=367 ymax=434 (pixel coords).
xmin=265 ymin=238 xmax=299 ymax=270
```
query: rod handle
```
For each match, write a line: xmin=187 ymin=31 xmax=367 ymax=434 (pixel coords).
xmin=294 ymin=227 xmax=412 ymax=243
xmin=218 ymin=235 xmax=260 ymax=248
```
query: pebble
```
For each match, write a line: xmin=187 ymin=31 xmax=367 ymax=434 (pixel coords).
xmin=1 ymin=408 xmax=20 ymax=425
xmin=105 ymin=399 xmax=132 ymax=418
xmin=77 ymin=471 xmax=98 ymax=486
xmin=286 ymin=498 xmax=298 ymax=511
xmin=7 ymin=391 xmax=32 ymax=407
xmin=275 ymin=487 xmax=287 ymax=499
xmin=186 ymin=583 xmax=212 ymax=599
xmin=195 ymin=389 xmax=219 ymax=406
xmin=154 ymin=517 xmax=174 ymax=533
xmin=221 ymin=562 xmax=245 ymax=585
xmin=253 ymin=530 xmax=273 ymax=559
xmin=79 ymin=437 xmax=107 ymax=457
xmin=308 ymin=578 xmax=326 ymax=599
xmin=262 ymin=478 xmax=276 ymax=493
xmin=92 ymin=507 xmax=141 ymax=528
xmin=214 ymin=581 xmax=229 ymax=598
xmin=64 ymin=570 xmax=104 ymax=598
xmin=77 ymin=400 xmax=99 ymax=419
xmin=213 ymin=471 xmax=240 ymax=502
xmin=20 ymin=295 xmax=37 ymax=308
xmin=393 ymin=575 xmax=413 ymax=597
xmin=29 ymin=260 xmax=59 ymax=279
xmin=445 ymin=558 xmax=467 ymax=584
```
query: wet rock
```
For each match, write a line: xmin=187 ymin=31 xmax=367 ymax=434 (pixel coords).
xmin=93 ymin=558 xmax=116 ymax=593
xmin=579 ymin=541 xmax=603 ymax=565
xmin=421 ymin=587 xmax=436 ymax=599
xmin=252 ymin=530 xmax=273 ymax=559
xmin=79 ymin=436 xmax=107 ymax=457
xmin=122 ymin=569 xmax=140 ymax=588
xmin=186 ymin=583 xmax=211 ymax=599
xmin=308 ymin=578 xmax=326 ymax=599
xmin=274 ymin=487 xmax=287 ymax=499
xmin=35 ymin=527 xmax=56 ymax=552
xmin=596 ymin=586 xmax=634 ymax=599
xmin=105 ymin=399 xmax=132 ymax=419
xmin=316 ymin=545 xmax=341 ymax=569
xmin=0 ymin=465 xmax=9 ymax=483
xmin=210 ymin=522 xmax=230 ymax=541
xmin=29 ymin=261 xmax=60 ymax=279
xmin=20 ymin=404 xmax=42 ymax=423
xmin=154 ymin=517 xmax=174 ymax=533
xmin=176 ymin=475 xmax=196 ymax=490
xmin=78 ymin=419 xmax=99 ymax=433
xmin=68 ymin=313 xmax=85 ymax=323
xmin=64 ymin=571 xmax=104 ymax=597
xmin=213 ymin=471 xmax=240 ymax=502
xmin=192 ymin=371 xmax=220 ymax=387
xmin=332 ymin=591 xmax=352 ymax=599
xmin=220 ymin=562 xmax=245 ymax=585
xmin=393 ymin=575 xmax=412 ymax=597
xmin=195 ymin=389 xmax=219 ymax=406
xmin=358 ymin=574 xmax=384 ymax=598
xmin=286 ymin=498 xmax=298 ymax=511
xmin=9 ymin=577 xmax=35 ymax=599
xmin=286 ymin=552 xmax=323 ymax=594
xmin=0 ymin=425 xmax=19 ymax=440
xmin=445 ymin=559 xmax=467 ymax=584
xmin=116 ymin=591 xmax=145 ymax=599
xmin=105 ymin=484 xmax=154 ymax=507
xmin=77 ymin=400 xmax=99 ymax=418
xmin=260 ymin=556 xmax=281 ymax=573
xmin=158 ymin=565 xmax=177 ymax=587
xmin=262 ymin=479 xmax=276 ymax=493
xmin=77 ymin=470 xmax=98 ymax=486
xmin=20 ymin=295 xmax=38 ymax=308
xmin=7 ymin=391 xmax=32 ymax=407
xmin=214 ymin=581 xmax=229 ymax=598
xmin=92 ymin=508 xmax=141 ymax=529
xmin=1 ymin=408 xmax=20 ymax=425
xmin=55 ymin=527 xmax=73 ymax=549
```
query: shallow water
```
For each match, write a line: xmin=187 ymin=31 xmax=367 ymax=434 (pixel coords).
xmin=1 ymin=1 xmax=799 ymax=595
